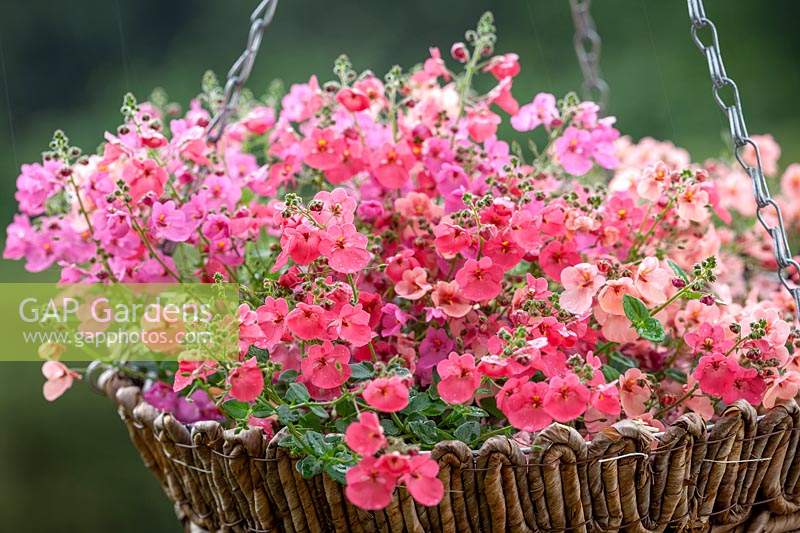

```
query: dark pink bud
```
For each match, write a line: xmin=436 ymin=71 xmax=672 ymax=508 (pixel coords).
xmin=672 ymin=278 xmax=686 ymax=289
xmin=450 ymin=42 xmax=469 ymax=63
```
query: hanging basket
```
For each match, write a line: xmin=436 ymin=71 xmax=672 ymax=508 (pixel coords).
xmin=98 ymin=370 xmax=800 ymax=533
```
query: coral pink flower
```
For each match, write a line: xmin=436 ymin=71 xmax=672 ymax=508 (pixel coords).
xmin=591 ymin=382 xmax=621 ymax=417
xmin=303 ymin=128 xmax=343 ymax=170
xmin=502 ymin=381 xmax=553 ymax=431
xmin=394 ymin=192 xmax=443 ymax=221
xmin=484 ymin=53 xmax=521 ymax=79
xmin=543 ymin=373 xmax=590 ymax=422
xmin=676 ymin=185 xmax=710 ymax=223
xmin=42 ymin=361 xmax=78 ymax=401
xmin=151 ymin=200 xmax=194 ymax=242
xmin=454 ymin=257 xmax=504 ymax=302
xmin=173 ymin=359 xmax=218 ymax=393
xmin=228 ymin=357 xmax=264 ymax=403
xmin=483 ymin=231 xmax=525 ymax=271
xmin=123 ymin=158 xmax=167 ymax=203
xmin=559 ymin=263 xmax=605 ymax=315
xmin=467 ymin=107 xmax=501 ymax=143
xmin=256 ymin=297 xmax=289 ymax=349
xmin=634 ymin=257 xmax=671 ymax=304
xmin=539 ymin=240 xmax=581 ymax=280
xmin=319 ymin=223 xmax=372 ymax=274
xmin=619 ymin=368 xmax=652 ymax=417
xmin=781 ymin=163 xmax=800 ymax=198
xmin=345 ymin=412 xmax=387 ymax=455
xmin=511 ymin=92 xmax=559 ymax=132
xmin=301 ymin=341 xmax=351 ymax=389
xmin=372 ymin=143 xmax=413 ymax=189
xmin=431 ymin=281 xmax=472 ymax=318
xmin=395 ymin=267 xmax=432 ymax=300
xmin=636 ymin=161 xmax=671 ymax=201
xmin=345 ymin=456 xmax=396 ymax=510
xmin=242 ymin=106 xmax=275 ymax=134
xmin=363 ymin=376 xmax=409 ymax=412
xmin=334 ymin=303 xmax=373 ymax=347
xmin=286 ymin=303 xmax=334 ymax=341
xmin=274 ymin=224 xmax=322 ymax=269
xmin=763 ymin=373 xmax=800 ymax=409
xmin=436 ymin=352 xmax=481 ymax=404
xmin=336 ymin=88 xmax=370 ymax=112
xmin=597 ymin=277 xmax=638 ymax=315
xmin=694 ymin=353 xmax=739 ymax=397
xmin=401 ymin=455 xmax=444 ymax=506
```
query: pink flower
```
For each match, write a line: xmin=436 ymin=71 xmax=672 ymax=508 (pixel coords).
xmin=345 ymin=412 xmax=387 ymax=455
xmin=501 ymin=381 xmax=553 ymax=432
xmin=242 ymin=106 xmax=275 ymax=134
xmin=554 ymin=127 xmax=594 ymax=176
xmin=454 ymin=257 xmax=504 ymax=302
xmin=286 ymin=303 xmax=334 ymax=341
xmin=336 ymin=88 xmax=370 ymax=112
xmin=467 ymin=107 xmax=501 ymax=143
xmin=619 ymin=368 xmax=651 ymax=417
xmin=345 ymin=456 xmax=396 ymax=510
xmin=372 ymin=143 xmax=413 ymax=189
xmin=256 ymin=297 xmax=289 ymax=349
xmin=676 ymin=185 xmax=710 ymax=223
xmin=173 ymin=359 xmax=218 ymax=393
xmin=763 ymin=373 xmax=800 ymax=409
xmin=694 ymin=353 xmax=739 ymax=397
xmin=431 ymin=281 xmax=472 ymax=318
xmin=484 ymin=53 xmax=521 ymax=79
xmin=511 ymin=93 xmax=559 ymax=132
xmin=591 ymin=383 xmax=621 ymax=417
xmin=597 ymin=277 xmax=638 ymax=315
xmin=363 ymin=376 xmax=409 ymax=413
xmin=543 ymin=373 xmax=590 ymax=422
xmin=319 ymin=224 xmax=372 ymax=274
xmin=723 ymin=367 xmax=765 ymax=405
xmin=301 ymin=341 xmax=351 ymax=389
xmin=334 ymin=303 xmax=373 ymax=347
xmin=539 ymin=240 xmax=581 ymax=280
xmin=401 ymin=455 xmax=444 ymax=507
xmin=559 ymin=263 xmax=605 ymax=315
xmin=684 ymin=322 xmax=734 ymax=354
xmin=42 ymin=361 xmax=78 ymax=401
xmin=637 ymin=161 xmax=671 ymax=201
xmin=634 ymin=257 xmax=671 ymax=304
xmin=123 ymin=158 xmax=167 ymax=203
xmin=151 ymin=200 xmax=195 ymax=242
xmin=436 ymin=352 xmax=481 ymax=404
xmin=228 ymin=357 xmax=264 ymax=403
xmin=303 ymin=128 xmax=344 ymax=170
xmin=395 ymin=267 xmax=432 ymax=300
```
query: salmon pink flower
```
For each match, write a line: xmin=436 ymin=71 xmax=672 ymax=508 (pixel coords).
xmin=501 ymin=381 xmax=553 ymax=431
xmin=431 ymin=281 xmax=472 ymax=318
xmin=345 ymin=412 xmax=387 ymax=455
xmin=619 ymin=368 xmax=652 ymax=417
xmin=42 ymin=361 xmax=79 ymax=401
xmin=455 ymin=257 xmax=504 ymax=302
xmin=543 ymin=373 xmax=590 ymax=422
xmin=637 ymin=161 xmax=671 ymax=201
xmin=694 ymin=352 xmax=739 ymax=397
xmin=401 ymin=455 xmax=444 ymax=506
xmin=597 ymin=277 xmax=638 ymax=315
xmin=467 ymin=107 xmax=501 ymax=143
xmin=228 ymin=357 xmax=264 ymax=403
xmin=336 ymin=88 xmax=370 ymax=112
xmin=123 ymin=158 xmax=167 ymax=203
xmin=591 ymin=383 xmax=621 ymax=417
xmin=634 ymin=257 xmax=671 ymax=304
xmin=363 ymin=376 xmax=409 ymax=412
xmin=242 ymin=106 xmax=275 ymax=134
xmin=372 ymin=143 xmax=413 ymax=189
xmin=436 ymin=352 xmax=481 ymax=404
xmin=286 ymin=303 xmax=334 ymax=341
xmin=676 ymin=185 xmax=710 ymax=223
xmin=173 ymin=359 xmax=218 ymax=393
xmin=559 ymin=263 xmax=605 ymax=315
xmin=763 ymin=373 xmax=800 ymax=409
xmin=395 ymin=267 xmax=432 ymax=300
xmin=302 ymin=128 xmax=343 ymax=170
xmin=319 ymin=223 xmax=372 ymax=274
xmin=256 ymin=297 xmax=289 ymax=349
xmin=301 ymin=341 xmax=351 ymax=389
xmin=511 ymin=92 xmax=559 ymax=132
xmin=334 ymin=303 xmax=373 ymax=347
xmin=484 ymin=53 xmax=521 ymax=79
xmin=345 ymin=456 xmax=396 ymax=510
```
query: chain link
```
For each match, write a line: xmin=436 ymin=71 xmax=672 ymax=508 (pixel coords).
xmin=569 ymin=0 xmax=609 ymax=110
xmin=686 ymin=0 xmax=800 ymax=321
xmin=206 ymin=0 xmax=278 ymax=144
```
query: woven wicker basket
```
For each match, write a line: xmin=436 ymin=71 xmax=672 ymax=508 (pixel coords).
xmin=97 ymin=370 xmax=800 ymax=533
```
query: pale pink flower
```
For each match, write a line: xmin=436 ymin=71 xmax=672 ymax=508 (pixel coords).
xmin=636 ymin=161 xmax=671 ymax=201
xmin=634 ymin=257 xmax=671 ymax=304
xmin=619 ymin=368 xmax=651 ymax=417
xmin=559 ymin=263 xmax=605 ymax=315
xmin=511 ymin=93 xmax=559 ymax=132
xmin=42 ymin=361 xmax=79 ymax=401
xmin=431 ymin=281 xmax=472 ymax=318
xmin=597 ymin=277 xmax=638 ymax=315
xmin=676 ymin=185 xmax=710 ymax=223
xmin=395 ymin=267 xmax=432 ymax=301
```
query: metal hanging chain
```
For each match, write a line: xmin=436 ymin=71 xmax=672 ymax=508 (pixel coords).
xmin=206 ymin=0 xmax=278 ymax=144
xmin=686 ymin=0 xmax=800 ymax=322
xmin=569 ymin=0 xmax=609 ymax=110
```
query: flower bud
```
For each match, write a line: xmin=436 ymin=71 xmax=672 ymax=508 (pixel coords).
xmin=699 ymin=294 xmax=715 ymax=306
xmin=671 ymin=278 xmax=686 ymax=289
xmin=450 ymin=42 xmax=469 ymax=63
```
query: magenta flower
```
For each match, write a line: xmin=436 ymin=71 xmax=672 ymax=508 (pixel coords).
xmin=554 ymin=126 xmax=594 ymax=176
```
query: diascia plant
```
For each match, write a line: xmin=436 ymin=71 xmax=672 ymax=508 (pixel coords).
xmin=6 ymin=13 xmax=800 ymax=510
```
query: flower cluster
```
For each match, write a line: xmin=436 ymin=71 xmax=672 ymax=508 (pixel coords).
xmin=8 ymin=13 xmax=800 ymax=512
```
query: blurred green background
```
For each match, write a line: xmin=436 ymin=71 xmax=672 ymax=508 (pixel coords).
xmin=0 ymin=1 xmax=798 ymax=530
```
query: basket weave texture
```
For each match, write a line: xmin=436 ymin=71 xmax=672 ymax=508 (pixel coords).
xmin=99 ymin=371 xmax=800 ymax=533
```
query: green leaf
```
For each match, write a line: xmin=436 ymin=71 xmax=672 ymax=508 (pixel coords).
xmin=251 ymin=404 xmax=275 ymax=418
xmin=276 ymin=404 xmax=300 ymax=424
xmin=334 ymin=397 xmax=356 ymax=419
xmin=221 ymin=400 xmax=250 ymax=420
xmin=286 ymin=382 xmax=311 ymax=404
xmin=324 ymin=463 xmax=348 ymax=484
xmin=664 ymin=368 xmax=687 ymax=384
xmin=682 ymin=290 xmax=703 ymax=300
xmin=478 ymin=396 xmax=505 ymax=419
xmin=667 ymin=259 xmax=689 ymax=282
xmin=601 ymin=364 xmax=621 ymax=382
xmin=247 ymin=344 xmax=270 ymax=363
xmin=408 ymin=419 xmax=440 ymax=445
xmin=278 ymin=369 xmax=299 ymax=384
xmin=623 ymin=294 xmax=651 ymax=325
xmin=608 ymin=352 xmax=638 ymax=372
xmin=637 ymin=317 xmax=666 ymax=343
xmin=304 ymin=431 xmax=329 ymax=456
xmin=172 ymin=243 xmax=201 ymax=279
xmin=403 ymin=392 xmax=432 ymax=415
xmin=296 ymin=456 xmax=322 ymax=478
xmin=309 ymin=405 xmax=330 ymax=420
xmin=454 ymin=421 xmax=481 ymax=444
xmin=380 ymin=418 xmax=401 ymax=436
xmin=349 ymin=362 xmax=374 ymax=380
